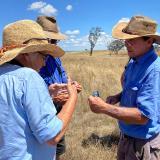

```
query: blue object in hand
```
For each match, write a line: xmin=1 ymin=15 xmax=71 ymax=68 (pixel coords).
xmin=92 ymin=91 xmax=100 ymax=97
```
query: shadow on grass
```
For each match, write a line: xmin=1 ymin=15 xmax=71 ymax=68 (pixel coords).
xmin=81 ymin=133 xmax=119 ymax=148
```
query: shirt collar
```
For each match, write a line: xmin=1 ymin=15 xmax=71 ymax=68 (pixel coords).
xmin=132 ymin=47 xmax=157 ymax=64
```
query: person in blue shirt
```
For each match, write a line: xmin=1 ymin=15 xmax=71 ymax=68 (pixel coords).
xmin=40 ymin=55 xmax=70 ymax=111
xmin=88 ymin=15 xmax=160 ymax=160
xmin=40 ymin=56 xmax=68 ymax=86
xmin=37 ymin=16 xmax=82 ymax=160
xmin=0 ymin=20 xmax=78 ymax=160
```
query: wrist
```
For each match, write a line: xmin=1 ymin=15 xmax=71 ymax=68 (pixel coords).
xmin=116 ymin=92 xmax=122 ymax=101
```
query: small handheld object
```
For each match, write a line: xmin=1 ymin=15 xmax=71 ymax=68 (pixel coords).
xmin=92 ymin=91 xmax=100 ymax=97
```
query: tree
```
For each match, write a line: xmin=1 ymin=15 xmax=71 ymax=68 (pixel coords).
xmin=88 ymin=27 xmax=102 ymax=56
xmin=107 ymin=39 xmax=125 ymax=54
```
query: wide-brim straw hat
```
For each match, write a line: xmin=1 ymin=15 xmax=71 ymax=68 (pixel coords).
xmin=36 ymin=16 xmax=67 ymax=40
xmin=112 ymin=15 xmax=160 ymax=44
xmin=0 ymin=20 xmax=65 ymax=65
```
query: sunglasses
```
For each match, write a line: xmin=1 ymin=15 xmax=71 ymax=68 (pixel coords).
xmin=47 ymin=39 xmax=59 ymax=44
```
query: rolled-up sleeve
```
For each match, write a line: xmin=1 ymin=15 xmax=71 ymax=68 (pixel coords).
xmin=137 ymin=69 xmax=160 ymax=120
xmin=22 ymin=71 xmax=63 ymax=144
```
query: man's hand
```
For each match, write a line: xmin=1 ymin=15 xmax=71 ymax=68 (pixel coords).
xmin=106 ymin=93 xmax=121 ymax=105
xmin=88 ymin=96 xmax=106 ymax=114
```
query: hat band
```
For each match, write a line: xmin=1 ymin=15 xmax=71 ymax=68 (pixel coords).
xmin=0 ymin=38 xmax=49 ymax=57
xmin=44 ymin=28 xmax=58 ymax=33
xmin=122 ymin=28 xmax=155 ymax=35
xmin=0 ymin=38 xmax=48 ymax=57
xmin=23 ymin=38 xmax=48 ymax=44
xmin=122 ymin=28 xmax=136 ymax=35
xmin=0 ymin=44 xmax=27 ymax=57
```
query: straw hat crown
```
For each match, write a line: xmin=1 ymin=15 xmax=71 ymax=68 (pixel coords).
xmin=36 ymin=16 xmax=67 ymax=40
xmin=123 ymin=16 xmax=157 ymax=35
xmin=3 ymin=20 xmax=47 ymax=46
xmin=112 ymin=15 xmax=160 ymax=44
xmin=37 ymin=16 xmax=58 ymax=33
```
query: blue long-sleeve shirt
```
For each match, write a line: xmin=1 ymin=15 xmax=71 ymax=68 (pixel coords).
xmin=120 ymin=47 xmax=160 ymax=139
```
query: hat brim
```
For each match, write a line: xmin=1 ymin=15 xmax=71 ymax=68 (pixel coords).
xmin=112 ymin=22 xmax=160 ymax=44
xmin=0 ymin=43 xmax=65 ymax=65
xmin=44 ymin=31 xmax=67 ymax=40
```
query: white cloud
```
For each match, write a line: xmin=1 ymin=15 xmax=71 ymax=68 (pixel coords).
xmin=59 ymin=31 xmax=112 ymax=51
xmin=40 ymin=4 xmax=57 ymax=15
xmin=69 ymin=35 xmax=76 ymax=38
xmin=100 ymin=32 xmax=107 ymax=35
xmin=65 ymin=29 xmax=80 ymax=35
xmin=60 ymin=34 xmax=89 ymax=51
xmin=28 ymin=1 xmax=58 ymax=16
xmin=28 ymin=1 xmax=46 ymax=10
xmin=66 ymin=5 xmax=72 ymax=11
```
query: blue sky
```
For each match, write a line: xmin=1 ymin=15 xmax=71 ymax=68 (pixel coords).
xmin=1 ymin=0 xmax=160 ymax=51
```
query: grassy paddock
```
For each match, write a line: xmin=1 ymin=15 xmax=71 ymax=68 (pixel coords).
xmin=61 ymin=51 xmax=128 ymax=160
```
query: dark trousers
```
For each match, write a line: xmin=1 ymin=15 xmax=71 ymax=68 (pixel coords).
xmin=117 ymin=133 xmax=160 ymax=160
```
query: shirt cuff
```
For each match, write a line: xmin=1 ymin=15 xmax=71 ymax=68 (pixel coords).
xmin=34 ymin=116 xmax=63 ymax=144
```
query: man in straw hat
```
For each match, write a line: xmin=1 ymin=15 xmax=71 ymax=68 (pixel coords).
xmin=88 ymin=15 xmax=160 ymax=160
xmin=0 ymin=19 xmax=78 ymax=160
xmin=37 ymin=16 xmax=82 ymax=160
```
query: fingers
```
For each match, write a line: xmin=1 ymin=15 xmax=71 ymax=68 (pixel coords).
xmin=67 ymin=80 xmax=77 ymax=94
xmin=58 ymin=90 xmax=68 ymax=94
xmin=49 ymin=83 xmax=68 ymax=92
xmin=54 ymin=93 xmax=69 ymax=99
xmin=76 ymin=86 xmax=82 ymax=93
xmin=70 ymin=81 xmax=82 ymax=93
xmin=88 ymin=95 xmax=97 ymax=105
xmin=88 ymin=95 xmax=94 ymax=100
xmin=49 ymin=83 xmax=67 ymax=88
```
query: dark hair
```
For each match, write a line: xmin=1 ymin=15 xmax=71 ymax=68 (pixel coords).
xmin=8 ymin=59 xmax=24 ymax=67
xmin=142 ymin=36 xmax=151 ymax=41
xmin=142 ymin=36 xmax=155 ymax=43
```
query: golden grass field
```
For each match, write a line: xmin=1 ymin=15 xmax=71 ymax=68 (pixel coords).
xmin=60 ymin=51 xmax=129 ymax=160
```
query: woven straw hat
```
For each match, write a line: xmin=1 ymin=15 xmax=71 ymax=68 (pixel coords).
xmin=112 ymin=15 xmax=160 ymax=44
xmin=0 ymin=20 xmax=65 ymax=65
xmin=36 ymin=16 xmax=67 ymax=40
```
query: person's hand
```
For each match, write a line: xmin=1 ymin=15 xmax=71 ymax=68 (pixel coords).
xmin=106 ymin=93 xmax=121 ymax=105
xmin=88 ymin=96 xmax=106 ymax=114
xmin=53 ymin=93 xmax=69 ymax=105
xmin=67 ymin=78 xmax=78 ymax=98
xmin=49 ymin=83 xmax=69 ymax=105
xmin=71 ymin=81 xmax=82 ymax=93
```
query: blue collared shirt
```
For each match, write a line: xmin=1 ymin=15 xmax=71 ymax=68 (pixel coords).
xmin=0 ymin=63 xmax=63 ymax=160
xmin=120 ymin=47 xmax=160 ymax=139
xmin=39 ymin=56 xmax=68 ymax=86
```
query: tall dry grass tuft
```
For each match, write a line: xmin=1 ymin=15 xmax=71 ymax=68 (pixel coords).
xmin=61 ymin=51 xmax=128 ymax=160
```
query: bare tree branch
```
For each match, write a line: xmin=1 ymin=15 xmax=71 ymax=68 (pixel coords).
xmin=88 ymin=27 xmax=102 ymax=56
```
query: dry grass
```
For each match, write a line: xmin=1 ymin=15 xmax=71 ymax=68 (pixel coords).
xmin=61 ymin=51 xmax=128 ymax=160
